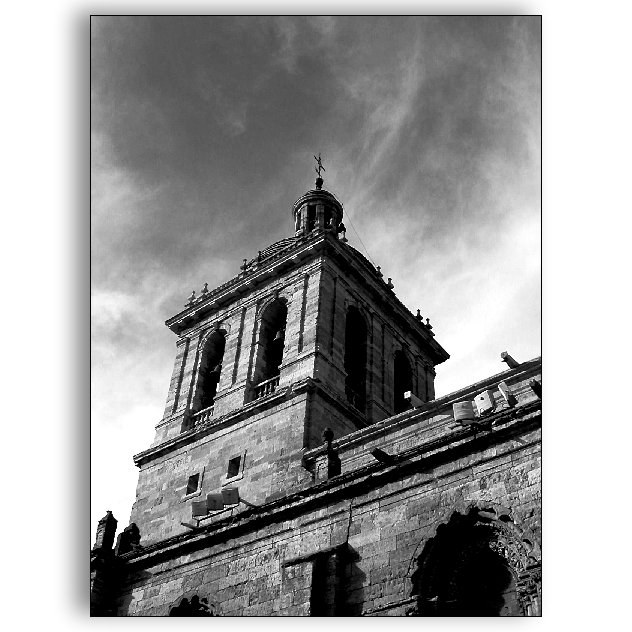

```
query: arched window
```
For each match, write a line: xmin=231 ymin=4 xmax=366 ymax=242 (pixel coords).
xmin=196 ymin=330 xmax=226 ymax=411
xmin=253 ymin=298 xmax=288 ymax=388
xmin=344 ymin=306 xmax=367 ymax=412
xmin=393 ymin=349 xmax=413 ymax=414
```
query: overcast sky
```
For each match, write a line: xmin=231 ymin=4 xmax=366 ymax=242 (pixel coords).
xmin=91 ymin=16 xmax=540 ymax=535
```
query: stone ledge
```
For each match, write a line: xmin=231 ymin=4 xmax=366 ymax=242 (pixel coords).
xmin=134 ymin=374 xmax=369 ymax=467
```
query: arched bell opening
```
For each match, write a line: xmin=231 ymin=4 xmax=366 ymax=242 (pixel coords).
xmin=411 ymin=507 xmax=540 ymax=616
xmin=344 ymin=306 xmax=367 ymax=412
xmin=393 ymin=349 xmax=413 ymax=414
xmin=252 ymin=298 xmax=288 ymax=391
xmin=195 ymin=329 xmax=227 ymax=412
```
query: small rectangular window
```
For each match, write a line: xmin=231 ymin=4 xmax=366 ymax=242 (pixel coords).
xmin=227 ymin=456 xmax=241 ymax=478
xmin=186 ymin=473 xmax=200 ymax=495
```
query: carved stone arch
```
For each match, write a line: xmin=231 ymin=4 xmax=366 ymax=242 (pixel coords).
xmin=409 ymin=504 xmax=541 ymax=616
xmin=389 ymin=339 xmax=408 ymax=359
xmin=342 ymin=296 xmax=371 ymax=331
xmin=256 ymin=291 xmax=291 ymax=321
xmin=199 ymin=324 xmax=229 ymax=350
xmin=387 ymin=339 xmax=417 ymax=371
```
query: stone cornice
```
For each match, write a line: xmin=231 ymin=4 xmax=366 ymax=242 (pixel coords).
xmin=133 ymin=383 xmax=296 ymax=467
xmin=170 ymin=258 xmax=325 ymax=342
xmin=304 ymin=358 xmax=542 ymax=459
xmin=292 ymin=188 xmax=343 ymax=216
xmin=133 ymin=373 xmax=367 ymax=467
xmin=164 ymin=229 xmax=449 ymax=367
xmin=165 ymin=232 xmax=331 ymax=334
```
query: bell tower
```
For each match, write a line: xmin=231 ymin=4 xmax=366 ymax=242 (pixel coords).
xmin=128 ymin=161 xmax=449 ymax=544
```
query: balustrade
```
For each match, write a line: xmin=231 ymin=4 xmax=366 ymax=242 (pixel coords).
xmin=254 ymin=375 xmax=280 ymax=400
xmin=191 ymin=404 xmax=215 ymax=426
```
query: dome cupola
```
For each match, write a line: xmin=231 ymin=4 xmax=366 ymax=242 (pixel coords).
xmin=292 ymin=154 xmax=345 ymax=237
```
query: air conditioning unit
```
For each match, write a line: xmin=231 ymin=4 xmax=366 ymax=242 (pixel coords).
xmin=453 ymin=401 xmax=476 ymax=423
xmin=191 ymin=500 xmax=208 ymax=518
xmin=206 ymin=493 xmax=224 ymax=511
xmin=222 ymin=487 xmax=240 ymax=506
xmin=474 ymin=390 xmax=495 ymax=415
xmin=190 ymin=487 xmax=253 ymax=521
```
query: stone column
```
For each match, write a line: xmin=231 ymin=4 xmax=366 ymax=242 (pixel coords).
xmin=316 ymin=203 xmax=325 ymax=229
xmin=299 ymin=205 xmax=308 ymax=234
xmin=162 ymin=338 xmax=190 ymax=419
xmin=426 ymin=364 xmax=436 ymax=401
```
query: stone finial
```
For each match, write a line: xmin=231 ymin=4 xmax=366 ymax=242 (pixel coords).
xmin=416 ymin=309 xmax=422 ymax=321
xmin=426 ymin=317 xmax=433 ymax=330
xmin=186 ymin=290 xmax=196 ymax=306
xmin=115 ymin=523 xmax=141 ymax=556
xmin=93 ymin=510 xmax=117 ymax=551
xmin=376 ymin=266 xmax=383 ymax=278
xmin=240 ymin=258 xmax=248 ymax=271
xmin=201 ymin=282 xmax=208 ymax=294
xmin=257 ymin=251 xmax=262 ymax=263
xmin=387 ymin=278 xmax=394 ymax=289
xmin=322 ymin=427 xmax=334 ymax=445
xmin=337 ymin=222 xmax=347 ymax=242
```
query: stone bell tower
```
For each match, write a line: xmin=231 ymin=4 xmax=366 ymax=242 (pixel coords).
xmin=128 ymin=161 xmax=450 ymax=545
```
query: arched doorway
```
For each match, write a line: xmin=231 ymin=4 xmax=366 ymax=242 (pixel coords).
xmin=411 ymin=507 xmax=541 ymax=616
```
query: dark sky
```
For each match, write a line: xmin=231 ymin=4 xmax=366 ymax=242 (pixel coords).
xmin=91 ymin=16 xmax=540 ymax=530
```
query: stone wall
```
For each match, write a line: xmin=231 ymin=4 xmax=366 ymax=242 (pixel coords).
xmin=112 ymin=361 xmax=541 ymax=616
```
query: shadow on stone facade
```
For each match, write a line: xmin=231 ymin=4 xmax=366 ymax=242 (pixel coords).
xmin=169 ymin=595 xmax=216 ymax=616
xmin=113 ymin=570 xmax=153 ymax=616
xmin=338 ymin=545 xmax=365 ymax=616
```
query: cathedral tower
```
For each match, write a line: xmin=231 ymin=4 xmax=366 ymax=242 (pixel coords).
xmin=129 ymin=165 xmax=449 ymax=544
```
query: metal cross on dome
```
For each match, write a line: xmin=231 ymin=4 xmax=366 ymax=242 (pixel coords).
xmin=314 ymin=153 xmax=326 ymax=177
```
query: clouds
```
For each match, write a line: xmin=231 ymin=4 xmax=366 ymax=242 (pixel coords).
xmin=91 ymin=16 xmax=540 ymax=531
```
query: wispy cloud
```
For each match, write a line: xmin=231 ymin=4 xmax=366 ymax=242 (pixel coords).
xmin=91 ymin=16 xmax=540 ymax=533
